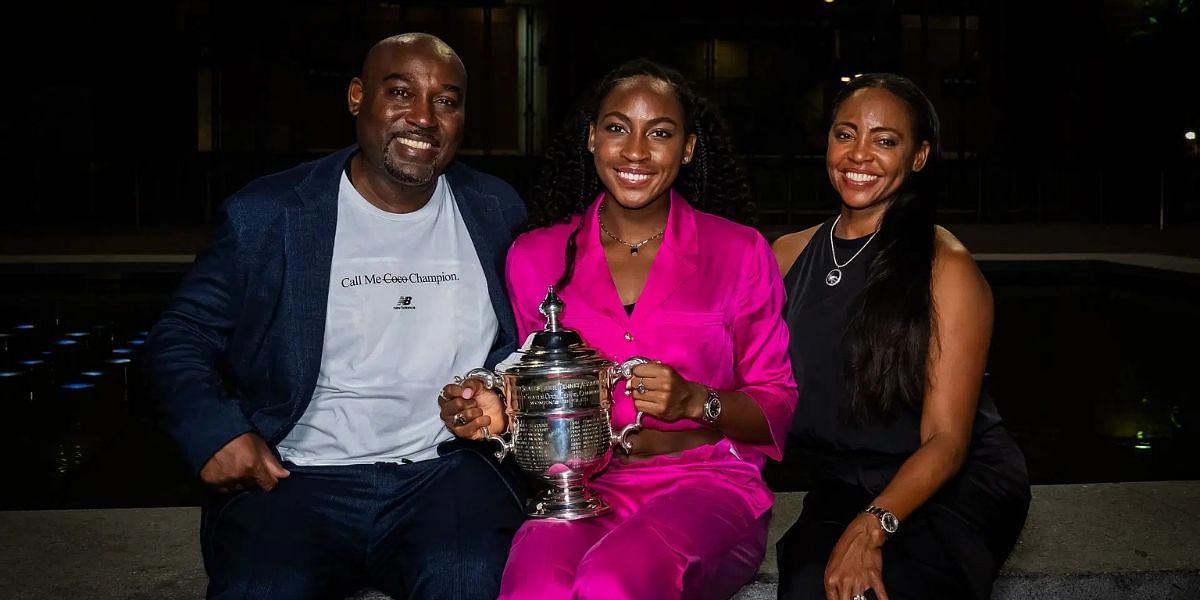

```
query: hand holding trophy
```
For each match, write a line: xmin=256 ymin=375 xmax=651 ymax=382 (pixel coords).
xmin=454 ymin=287 xmax=650 ymax=520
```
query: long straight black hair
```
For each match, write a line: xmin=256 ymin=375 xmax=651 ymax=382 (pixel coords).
xmin=836 ymin=73 xmax=943 ymax=423
xmin=526 ymin=59 xmax=751 ymax=292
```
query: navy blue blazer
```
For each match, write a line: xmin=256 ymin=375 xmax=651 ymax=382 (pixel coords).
xmin=145 ymin=146 xmax=527 ymax=475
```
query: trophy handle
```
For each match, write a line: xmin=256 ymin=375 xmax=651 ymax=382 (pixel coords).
xmin=456 ymin=368 xmax=513 ymax=462
xmin=611 ymin=356 xmax=652 ymax=454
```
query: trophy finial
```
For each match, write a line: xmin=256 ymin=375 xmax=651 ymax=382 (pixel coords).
xmin=539 ymin=286 xmax=565 ymax=332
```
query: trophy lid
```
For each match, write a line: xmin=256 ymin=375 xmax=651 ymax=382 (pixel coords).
xmin=495 ymin=287 xmax=614 ymax=376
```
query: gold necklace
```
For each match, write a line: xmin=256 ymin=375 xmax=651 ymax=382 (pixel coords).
xmin=597 ymin=203 xmax=665 ymax=256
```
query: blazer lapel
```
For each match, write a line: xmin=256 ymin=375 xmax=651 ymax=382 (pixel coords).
xmin=446 ymin=163 xmax=518 ymax=365
xmin=626 ymin=190 xmax=699 ymax=317
xmin=572 ymin=196 xmax=627 ymax=322
xmin=284 ymin=148 xmax=349 ymax=410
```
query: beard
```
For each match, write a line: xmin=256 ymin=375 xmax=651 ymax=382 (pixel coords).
xmin=382 ymin=140 xmax=437 ymax=186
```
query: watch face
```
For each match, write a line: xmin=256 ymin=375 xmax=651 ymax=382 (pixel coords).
xmin=881 ymin=513 xmax=899 ymax=533
xmin=705 ymin=395 xmax=721 ymax=421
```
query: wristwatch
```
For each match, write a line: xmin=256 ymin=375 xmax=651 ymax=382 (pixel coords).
xmin=701 ymin=386 xmax=722 ymax=425
xmin=864 ymin=504 xmax=900 ymax=536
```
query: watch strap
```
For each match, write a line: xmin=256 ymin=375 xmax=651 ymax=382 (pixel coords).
xmin=701 ymin=386 xmax=721 ymax=424
xmin=864 ymin=504 xmax=899 ymax=535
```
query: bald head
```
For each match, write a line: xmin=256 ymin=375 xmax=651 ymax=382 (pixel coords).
xmin=348 ymin=33 xmax=468 ymax=207
xmin=362 ymin=33 xmax=466 ymax=86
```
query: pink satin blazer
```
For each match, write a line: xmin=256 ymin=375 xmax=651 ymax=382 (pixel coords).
xmin=504 ymin=191 xmax=797 ymax=464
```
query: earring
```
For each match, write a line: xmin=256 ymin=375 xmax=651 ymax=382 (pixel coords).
xmin=683 ymin=157 xmax=691 ymax=164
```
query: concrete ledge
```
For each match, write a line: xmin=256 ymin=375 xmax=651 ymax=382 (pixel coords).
xmin=987 ymin=482 xmax=1200 ymax=599
xmin=972 ymin=252 xmax=1200 ymax=275
xmin=1 ymin=482 xmax=1197 ymax=599
xmin=746 ymin=482 xmax=1200 ymax=599
xmin=0 ymin=507 xmax=205 ymax=600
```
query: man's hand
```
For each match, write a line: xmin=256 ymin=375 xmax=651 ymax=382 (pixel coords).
xmin=439 ymin=379 xmax=506 ymax=440
xmin=200 ymin=432 xmax=291 ymax=493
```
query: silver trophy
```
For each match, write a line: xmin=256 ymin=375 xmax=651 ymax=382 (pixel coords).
xmin=457 ymin=287 xmax=649 ymax=520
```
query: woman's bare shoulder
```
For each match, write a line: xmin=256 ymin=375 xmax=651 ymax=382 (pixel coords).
xmin=771 ymin=224 xmax=822 ymax=275
xmin=932 ymin=225 xmax=991 ymax=308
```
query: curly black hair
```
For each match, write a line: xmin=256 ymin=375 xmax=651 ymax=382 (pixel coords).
xmin=529 ymin=58 xmax=753 ymax=289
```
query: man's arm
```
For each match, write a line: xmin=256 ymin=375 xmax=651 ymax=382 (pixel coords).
xmin=143 ymin=200 xmax=261 ymax=479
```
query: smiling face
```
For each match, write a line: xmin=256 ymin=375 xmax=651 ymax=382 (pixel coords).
xmin=587 ymin=76 xmax=697 ymax=210
xmin=348 ymin=37 xmax=466 ymax=190
xmin=827 ymin=86 xmax=930 ymax=214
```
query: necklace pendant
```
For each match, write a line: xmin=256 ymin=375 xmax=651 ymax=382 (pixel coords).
xmin=630 ymin=247 xmax=639 ymax=256
xmin=825 ymin=268 xmax=843 ymax=286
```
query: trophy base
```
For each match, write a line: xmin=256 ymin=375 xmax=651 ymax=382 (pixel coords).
xmin=529 ymin=482 xmax=611 ymax=520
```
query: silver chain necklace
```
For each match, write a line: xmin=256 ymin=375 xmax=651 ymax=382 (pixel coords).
xmin=826 ymin=215 xmax=879 ymax=286
xmin=597 ymin=203 xmax=665 ymax=256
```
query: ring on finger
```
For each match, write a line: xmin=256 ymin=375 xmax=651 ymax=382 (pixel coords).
xmin=636 ymin=380 xmax=647 ymax=395
xmin=852 ymin=594 xmax=868 ymax=600
xmin=453 ymin=412 xmax=467 ymax=426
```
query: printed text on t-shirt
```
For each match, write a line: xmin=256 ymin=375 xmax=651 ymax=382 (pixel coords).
xmin=340 ymin=272 xmax=461 ymax=287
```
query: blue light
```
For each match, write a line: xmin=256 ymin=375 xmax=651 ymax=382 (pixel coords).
xmin=19 ymin=359 xmax=45 ymax=366
xmin=0 ymin=371 xmax=21 ymax=378
xmin=55 ymin=339 xmax=78 ymax=346
xmin=81 ymin=371 xmax=104 ymax=377
xmin=14 ymin=324 xmax=35 ymax=330
xmin=112 ymin=349 xmax=134 ymax=355
xmin=106 ymin=358 xmax=132 ymax=365
xmin=66 ymin=332 xmax=89 ymax=338
xmin=129 ymin=339 xmax=146 ymax=346
xmin=61 ymin=383 xmax=95 ymax=390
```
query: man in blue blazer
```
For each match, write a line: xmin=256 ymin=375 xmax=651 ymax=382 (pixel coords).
xmin=145 ymin=33 xmax=526 ymax=599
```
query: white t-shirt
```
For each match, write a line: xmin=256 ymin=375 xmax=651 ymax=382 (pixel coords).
xmin=278 ymin=171 xmax=499 ymax=465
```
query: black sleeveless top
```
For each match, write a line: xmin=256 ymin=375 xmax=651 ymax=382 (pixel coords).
xmin=784 ymin=217 xmax=1003 ymax=488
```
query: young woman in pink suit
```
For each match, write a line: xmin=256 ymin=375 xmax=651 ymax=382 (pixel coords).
xmin=438 ymin=59 xmax=797 ymax=599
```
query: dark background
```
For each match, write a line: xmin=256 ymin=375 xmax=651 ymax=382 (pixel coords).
xmin=0 ymin=0 xmax=1197 ymax=235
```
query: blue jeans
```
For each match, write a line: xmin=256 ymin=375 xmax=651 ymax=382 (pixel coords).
xmin=201 ymin=440 xmax=526 ymax=600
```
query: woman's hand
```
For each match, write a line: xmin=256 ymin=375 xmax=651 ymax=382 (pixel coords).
xmin=438 ymin=379 xmax=506 ymax=440
xmin=824 ymin=513 xmax=890 ymax=600
xmin=629 ymin=362 xmax=706 ymax=422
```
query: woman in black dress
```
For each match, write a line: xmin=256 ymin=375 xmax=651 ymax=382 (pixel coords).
xmin=771 ymin=74 xmax=1030 ymax=600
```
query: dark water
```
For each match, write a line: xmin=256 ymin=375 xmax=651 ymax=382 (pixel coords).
xmin=1 ymin=260 xmax=1197 ymax=509
xmin=976 ymin=261 xmax=1199 ymax=485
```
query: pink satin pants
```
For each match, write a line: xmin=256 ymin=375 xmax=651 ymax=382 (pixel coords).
xmin=498 ymin=440 xmax=772 ymax=600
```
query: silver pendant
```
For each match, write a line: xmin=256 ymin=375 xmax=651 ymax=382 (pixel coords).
xmin=825 ymin=268 xmax=842 ymax=286
xmin=630 ymin=247 xmax=639 ymax=256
